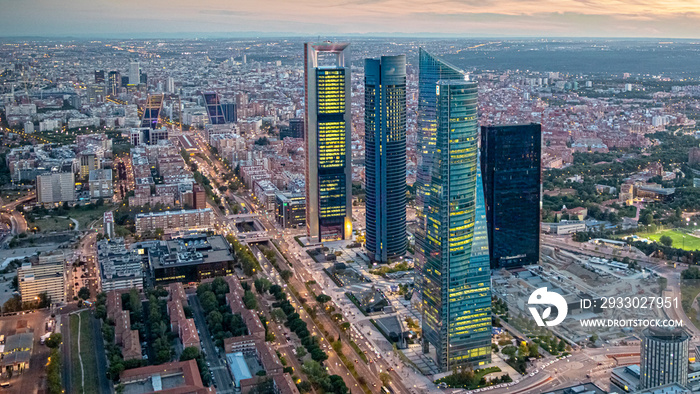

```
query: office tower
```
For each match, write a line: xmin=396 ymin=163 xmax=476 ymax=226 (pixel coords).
xmin=140 ymin=73 xmax=147 ymax=85
xmin=481 ymin=124 xmax=542 ymax=269
xmin=221 ymin=101 xmax=237 ymax=123
xmin=129 ymin=61 xmax=140 ymax=85
xmin=121 ymin=76 xmax=129 ymax=88
xmin=141 ymin=94 xmax=164 ymax=129
xmin=364 ymin=55 xmax=407 ymax=263
xmin=415 ymin=48 xmax=468 ymax=290
xmin=95 ymin=70 xmax=105 ymax=83
xmin=420 ymin=79 xmax=491 ymax=372
xmin=87 ymin=84 xmax=106 ymax=103
xmin=203 ymin=92 xmax=227 ymax=125
xmin=640 ymin=327 xmax=690 ymax=389
xmin=281 ymin=118 xmax=304 ymax=140
xmin=167 ymin=77 xmax=175 ymax=93
xmin=303 ymin=42 xmax=352 ymax=242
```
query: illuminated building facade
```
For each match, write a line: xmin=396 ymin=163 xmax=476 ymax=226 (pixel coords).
xmin=203 ymin=92 xmax=227 ymax=125
xmin=421 ymin=79 xmax=492 ymax=372
xmin=415 ymin=48 xmax=467 ymax=290
xmin=141 ymin=93 xmax=163 ymax=129
xmin=365 ymin=55 xmax=407 ymax=262
xmin=481 ymin=124 xmax=542 ymax=269
xmin=108 ymin=71 xmax=120 ymax=95
xmin=304 ymin=42 xmax=352 ymax=242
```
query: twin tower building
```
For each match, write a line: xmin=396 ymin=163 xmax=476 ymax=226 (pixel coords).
xmin=304 ymin=42 xmax=541 ymax=371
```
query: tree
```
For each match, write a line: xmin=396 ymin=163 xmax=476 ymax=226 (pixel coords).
xmin=379 ymin=372 xmax=391 ymax=386
xmin=78 ymin=286 xmax=91 ymax=300
xmin=316 ymin=294 xmax=332 ymax=304
xmin=128 ymin=288 xmax=142 ymax=316
xmin=280 ymin=270 xmax=293 ymax=281
xmin=243 ymin=290 xmax=258 ymax=310
xmin=296 ymin=346 xmax=307 ymax=358
xmin=660 ymin=235 xmax=673 ymax=247
xmin=528 ymin=342 xmax=539 ymax=358
xmin=180 ymin=346 xmax=201 ymax=361
xmin=45 ymin=333 xmax=62 ymax=349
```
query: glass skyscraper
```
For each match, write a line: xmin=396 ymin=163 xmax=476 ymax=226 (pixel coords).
xmin=421 ymin=79 xmax=492 ymax=372
xmin=481 ymin=124 xmax=541 ymax=269
xmin=304 ymin=42 xmax=353 ymax=242
xmin=364 ymin=55 xmax=407 ymax=263
xmin=203 ymin=92 xmax=227 ymax=125
xmin=416 ymin=48 xmax=468 ymax=290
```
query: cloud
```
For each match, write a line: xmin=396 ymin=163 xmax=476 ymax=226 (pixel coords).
xmin=1 ymin=0 xmax=700 ymax=37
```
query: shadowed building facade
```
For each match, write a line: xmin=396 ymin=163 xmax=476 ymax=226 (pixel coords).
xmin=420 ymin=79 xmax=492 ymax=372
xmin=481 ymin=123 xmax=542 ymax=269
xmin=304 ymin=42 xmax=353 ymax=242
xmin=365 ymin=55 xmax=407 ymax=263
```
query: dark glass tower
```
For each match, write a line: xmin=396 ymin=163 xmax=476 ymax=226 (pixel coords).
xmin=203 ymin=92 xmax=227 ymax=125
xmin=415 ymin=49 xmax=468 ymax=290
xmin=365 ymin=55 xmax=407 ymax=263
xmin=421 ymin=79 xmax=491 ymax=372
xmin=304 ymin=42 xmax=353 ymax=242
xmin=481 ymin=124 xmax=542 ymax=269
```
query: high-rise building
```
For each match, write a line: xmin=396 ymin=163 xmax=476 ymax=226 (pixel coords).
xmin=166 ymin=77 xmax=175 ymax=94
xmin=304 ymin=42 xmax=352 ymax=242
xmin=640 ymin=327 xmax=690 ymax=389
xmin=364 ymin=55 xmax=407 ymax=263
xmin=221 ymin=101 xmax=237 ymax=123
xmin=481 ymin=124 xmax=542 ymax=269
xmin=415 ymin=48 xmax=468 ymax=290
xmin=95 ymin=70 xmax=105 ymax=84
xmin=36 ymin=172 xmax=76 ymax=204
xmin=420 ymin=79 xmax=491 ymax=372
xmin=129 ymin=61 xmax=140 ymax=85
xmin=141 ymin=94 xmax=163 ymax=129
xmin=18 ymin=252 xmax=66 ymax=305
xmin=203 ymin=92 xmax=227 ymax=125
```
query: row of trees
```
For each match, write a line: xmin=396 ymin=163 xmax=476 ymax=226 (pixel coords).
xmin=197 ymin=278 xmax=248 ymax=349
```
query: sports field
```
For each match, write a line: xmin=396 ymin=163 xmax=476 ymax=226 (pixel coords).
xmin=639 ymin=229 xmax=700 ymax=251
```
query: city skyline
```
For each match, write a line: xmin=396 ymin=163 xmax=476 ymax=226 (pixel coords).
xmin=3 ymin=0 xmax=700 ymax=39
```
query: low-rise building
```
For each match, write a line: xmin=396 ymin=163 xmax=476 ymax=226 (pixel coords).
xmin=135 ymin=208 xmax=213 ymax=235
xmin=119 ymin=359 xmax=210 ymax=394
xmin=147 ymin=234 xmax=232 ymax=285
xmin=98 ymin=238 xmax=144 ymax=292
xmin=0 ymin=332 xmax=34 ymax=374
xmin=275 ymin=192 xmax=306 ymax=228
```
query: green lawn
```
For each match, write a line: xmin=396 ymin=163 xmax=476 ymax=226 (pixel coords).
xmin=639 ymin=229 xmax=700 ymax=251
xmin=70 ymin=312 xmax=99 ymax=394
xmin=29 ymin=216 xmax=74 ymax=232
xmin=69 ymin=315 xmax=82 ymax=394
xmin=69 ymin=206 xmax=112 ymax=230
xmin=681 ymin=283 xmax=700 ymax=329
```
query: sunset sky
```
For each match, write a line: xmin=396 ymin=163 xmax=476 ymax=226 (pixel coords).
xmin=2 ymin=0 xmax=700 ymax=38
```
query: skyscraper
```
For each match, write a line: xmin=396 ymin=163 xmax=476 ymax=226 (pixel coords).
xmin=640 ymin=327 xmax=690 ymax=389
xmin=202 ymin=92 xmax=227 ymax=125
xmin=108 ymin=71 xmax=120 ymax=95
xmin=95 ymin=70 xmax=105 ymax=84
xmin=304 ymin=42 xmax=352 ymax=242
xmin=481 ymin=124 xmax=542 ymax=269
xmin=415 ymin=48 xmax=468 ymax=289
xmin=421 ymin=79 xmax=492 ymax=372
xmin=129 ymin=61 xmax=140 ymax=85
xmin=364 ymin=55 xmax=407 ymax=263
xmin=141 ymin=94 xmax=163 ymax=130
